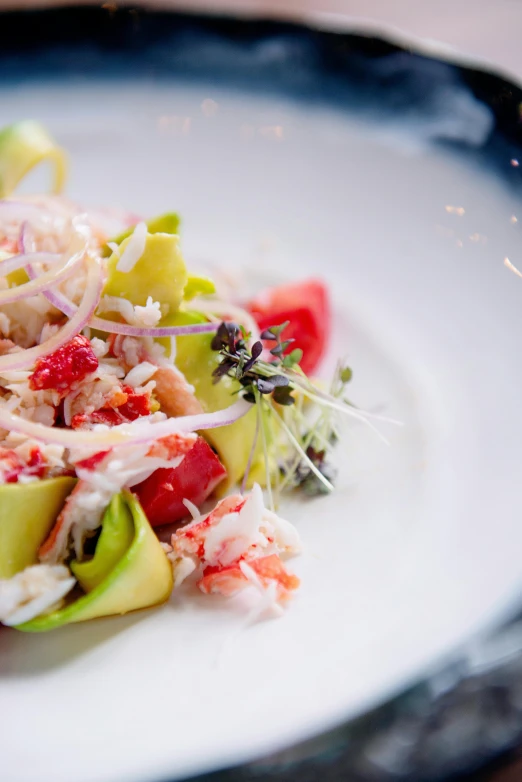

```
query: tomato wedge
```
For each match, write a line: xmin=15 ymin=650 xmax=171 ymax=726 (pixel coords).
xmin=133 ymin=437 xmax=227 ymax=528
xmin=247 ymin=279 xmax=330 ymax=375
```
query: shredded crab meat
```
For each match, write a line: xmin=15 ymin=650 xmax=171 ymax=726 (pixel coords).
xmin=110 ymin=334 xmax=203 ymax=417
xmin=168 ymin=484 xmax=301 ymax=608
xmin=0 ymin=325 xmax=167 ymax=434
xmin=114 ymin=220 xmax=147 ymax=273
xmin=98 ymin=294 xmax=162 ymax=328
xmin=0 ymin=200 xmax=101 ymax=349
xmin=0 ymin=437 xmax=66 ymax=482
xmin=124 ymin=362 xmax=158 ymax=388
xmin=66 ymin=371 xmax=127 ymax=423
xmin=0 ymin=564 xmax=75 ymax=626
xmin=40 ymin=432 xmax=197 ymax=563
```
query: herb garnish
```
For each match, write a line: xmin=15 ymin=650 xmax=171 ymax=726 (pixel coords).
xmin=210 ymin=320 xmax=298 ymax=406
xmin=210 ymin=321 xmax=394 ymax=503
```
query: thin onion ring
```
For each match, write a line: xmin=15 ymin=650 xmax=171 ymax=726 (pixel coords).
xmin=0 ymin=220 xmax=88 ymax=305
xmin=88 ymin=315 xmax=219 ymax=337
xmin=0 ymin=255 xmax=103 ymax=372
xmin=0 ymin=397 xmax=252 ymax=448
xmin=0 ymin=200 xmax=44 ymax=224
xmin=24 ymin=272 xmax=220 ymax=338
xmin=0 ymin=251 xmax=61 ymax=277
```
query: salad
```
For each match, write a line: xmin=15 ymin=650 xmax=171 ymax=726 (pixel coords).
xmin=0 ymin=121 xmax=377 ymax=632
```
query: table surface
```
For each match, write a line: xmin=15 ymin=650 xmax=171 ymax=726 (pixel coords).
xmin=461 ymin=751 xmax=522 ymax=782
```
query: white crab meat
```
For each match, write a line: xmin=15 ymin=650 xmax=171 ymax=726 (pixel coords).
xmin=170 ymin=484 xmax=301 ymax=607
xmin=0 ymin=564 xmax=75 ymax=626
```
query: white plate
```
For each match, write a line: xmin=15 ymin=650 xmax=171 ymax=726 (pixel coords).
xmin=1 ymin=14 xmax=522 ymax=782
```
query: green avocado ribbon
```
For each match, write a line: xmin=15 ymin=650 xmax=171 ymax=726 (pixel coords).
xmin=0 ymin=120 xmax=67 ymax=197
xmin=16 ymin=492 xmax=173 ymax=632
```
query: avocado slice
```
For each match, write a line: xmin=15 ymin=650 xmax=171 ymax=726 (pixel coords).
xmin=183 ymin=274 xmax=216 ymax=301
xmin=6 ymin=268 xmax=29 ymax=287
xmin=16 ymin=491 xmax=173 ymax=632
xmin=161 ymin=310 xmax=266 ymax=491
xmin=70 ymin=493 xmax=134 ymax=592
xmin=101 ymin=212 xmax=180 ymax=257
xmin=103 ymin=232 xmax=188 ymax=313
xmin=0 ymin=120 xmax=67 ymax=197
xmin=101 ymin=217 xmax=215 ymax=306
xmin=0 ymin=477 xmax=76 ymax=579
xmin=0 ymin=251 xmax=29 ymax=287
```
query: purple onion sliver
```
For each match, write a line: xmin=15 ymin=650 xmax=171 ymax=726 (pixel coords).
xmin=0 ymin=244 xmax=85 ymax=305
xmin=19 ymin=221 xmax=30 ymax=254
xmin=0 ymin=251 xmax=61 ymax=278
xmin=0 ymin=258 xmax=103 ymax=372
xmin=0 ymin=200 xmax=45 ymax=223
xmin=22 ymin=273 xmax=220 ymax=336
xmin=0 ymin=397 xmax=252 ymax=448
xmin=89 ymin=316 xmax=219 ymax=337
xmin=25 ymin=262 xmax=76 ymax=317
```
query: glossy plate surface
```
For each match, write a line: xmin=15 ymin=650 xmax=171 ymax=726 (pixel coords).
xmin=0 ymin=10 xmax=522 ymax=782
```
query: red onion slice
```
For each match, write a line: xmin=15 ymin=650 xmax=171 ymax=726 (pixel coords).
xmin=24 ymin=271 xmax=220 ymax=337
xmin=0 ymin=223 xmax=88 ymax=305
xmin=0 ymin=251 xmax=61 ymax=277
xmin=0 ymin=200 xmax=45 ymax=224
xmin=19 ymin=221 xmax=31 ymax=253
xmin=0 ymin=256 xmax=103 ymax=372
xmin=88 ymin=316 xmax=219 ymax=337
xmin=25 ymin=264 xmax=76 ymax=317
xmin=0 ymin=397 xmax=252 ymax=448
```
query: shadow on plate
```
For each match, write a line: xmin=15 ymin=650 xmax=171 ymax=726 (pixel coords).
xmin=0 ymin=611 xmax=146 ymax=677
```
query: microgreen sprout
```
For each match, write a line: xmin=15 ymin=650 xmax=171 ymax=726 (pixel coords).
xmin=277 ymin=361 xmax=353 ymax=496
xmin=210 ymin=321 xmax=399 ymax=501
xmin=211 ymin=320 xmax=295 ymax=406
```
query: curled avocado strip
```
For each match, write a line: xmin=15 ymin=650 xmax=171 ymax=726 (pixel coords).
xmin=0 ymin=477 xmax=76 ymax=579
xmin=0 ymin=120 xmax=67 ymax=197
xmin=70 ymin=493 xmax=134 ymax=592
xmin=162 ymin=311 xmax=266 ymax=492
xmin=16 ymin=491 xmax=173 ymax=632
xmin=101 ymin=212 xmax=180 ymax=257
xmin=183 ymin=274 xmax=216 ymax=301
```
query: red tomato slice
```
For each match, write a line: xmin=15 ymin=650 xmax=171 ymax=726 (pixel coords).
xmin=133 ymin=437 xmax=227 ymax=528
xmin=247 ymin=279 xmax=330 ymax=375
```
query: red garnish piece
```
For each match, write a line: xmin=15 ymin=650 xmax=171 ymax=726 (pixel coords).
xmin=75 ymin=450 xmax=111 ymax=471
xmin=0 ymin=448 xmax=24 ymax=483
xmin=0 ymin=445 xmax=47 ymax=483
xmin=247 ymin=279 xmax=331 ymax=375
xmin=134 ymin=437 xmax=228 ymax=528
xmin=26 ymin=447 xmax=46 ymax=479
xmin=116 ymin=385 xmax=151 ymax=420
xmin=70 ymin=386 xmax=151 ymax=430
xmin=29 ymin=335 xmax=99 ymax=394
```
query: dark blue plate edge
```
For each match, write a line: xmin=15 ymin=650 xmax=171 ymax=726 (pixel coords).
xmin=0 ymin=6 xmax=521 ymax=192
xmin=0 ymin=7 xmax=522 ymax=782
